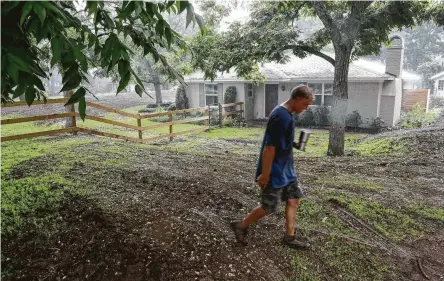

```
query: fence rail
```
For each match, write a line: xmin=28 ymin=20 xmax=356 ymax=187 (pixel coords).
xmin=1 ymin=97 xmax=212 ymax=143
xmin=218 ymin=101 xmax=244 ymax=127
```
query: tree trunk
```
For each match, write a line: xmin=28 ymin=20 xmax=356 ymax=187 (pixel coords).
xmin=64 ymin=91 xmax=73 ymax=128
xmin=144 ymin=59 xmax=163 ymax=105
xmin=154 ymin=82 xmax=162 ymax=105
xmin=328 ymin=46 xmax=352 ymax=156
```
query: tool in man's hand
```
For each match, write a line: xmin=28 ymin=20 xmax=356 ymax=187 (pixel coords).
xmin=293 ymin=129 xmax=312 ymax=151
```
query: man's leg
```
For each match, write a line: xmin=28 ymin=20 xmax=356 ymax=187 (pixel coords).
xmin=239 ymin=206 xmax=270 ymax=228
xmin=231 ymin=186 xmax=281 ymax=244
xmin=285 ymin=198 xmax=300 ymax=237
xmin=282 ymin=182 xmax=309 ymax=248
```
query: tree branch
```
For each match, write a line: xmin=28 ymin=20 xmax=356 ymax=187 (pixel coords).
xmin=311 ymin=1 xmax=334 ymax=30
xmin=351 ymin=1 xmax=373 ymax=16
xmin=285 ymin=45 xmax=335 ymax=66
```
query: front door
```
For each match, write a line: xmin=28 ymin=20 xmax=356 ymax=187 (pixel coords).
xmin=265 ymin=84 xmax=278 ymax=117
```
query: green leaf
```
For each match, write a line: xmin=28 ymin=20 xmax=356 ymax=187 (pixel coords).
xmin=88 ymin=34 xmax=96 ymax=48
xmin=165 ymin=28 xmax=172 ymax=47
xmin=78 ymin=96 xmax=86 ymax=121
xmin=65 ymin=87 xmax=86 ymax=105
xmin=130 ymin=68 xmax=145 ymax=90
xmin=51 ymin=36 xmax=62 ymax=67
xmin=186 ymin=3 xmax=194 ymax=28
xmin=20 ymin=2 xmax=34 ymax=25
xmin=25 ymin=87 xmax=36 ymax=106
xmin=156 ymin=20 xmax=164 ymax=36
xmin=62 ymin=64 xmax=79 ymax=84
xmin=134 ymin=1 xmax=142 ymax=16
xmin=117 ymin=72 xmax=131 ymax=94
xmin=29 ymin=74 xmax=45 ymax=91
xmin=60 ymin=74 xmax=81 ymax=92
xmin=177 ymin=1 xmax=188 ymax=13
xmin=121 ymin=49 xmax=130 ymax=61
xmin=111 ymin=45 xmax=121 ymax=67
xmin=145 ymin=2 xmax=155 ymax=16
xmin=7 ymin=64 xmax=19 ymax=84
xmin=94 ymin=42 xmax=102 ymax=56
xmin=87 ymin=1 xmax=98 ymax=16
xmin=33 ymin=3 xmax=46 ymax=25
xmin=40 ymin=2 xmax=68 ymax=22
xmin=195 ymin=14 xmax=205 ymax=33
xmin=135 ymin=84 xmax=143 ymax=97
xmin=118 ymin=60 xmax=130 ymax=77
xmin=12 ymin=84 xmax=26 ymax=99
xmin=7 ymin=53 xmax=31 ymax=73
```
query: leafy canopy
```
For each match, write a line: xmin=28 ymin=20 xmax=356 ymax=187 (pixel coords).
xmin=1 ymin=1 xmax=204 ymax=120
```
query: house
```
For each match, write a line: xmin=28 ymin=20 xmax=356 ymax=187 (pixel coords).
xmin=184 ymin=36 xmax=420 ymax=127
xmin=431 ymin=71 xmax=444 ymax=97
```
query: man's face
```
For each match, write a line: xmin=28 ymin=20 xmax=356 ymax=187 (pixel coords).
xmin=294 ymin=96 xmax=313 ymax=114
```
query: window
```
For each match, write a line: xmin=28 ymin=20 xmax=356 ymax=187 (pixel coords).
xmin=305 ymin=83 xmax=333 ymax=107
xmin=205 ymin=84 xmax=218 ymax=105
xmin=439 ymin=80 xmax=444 ymax=90
xmin=323 ymin=83 xmax=333 ymax=106
xmin=247 ymin=84 xmax=254 ymax=98
xmin=308 ymin=83 xmax=322 ymax=106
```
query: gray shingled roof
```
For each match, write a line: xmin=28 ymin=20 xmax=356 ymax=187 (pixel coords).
xmin=185 ymin=54 xmax=419 ymax=82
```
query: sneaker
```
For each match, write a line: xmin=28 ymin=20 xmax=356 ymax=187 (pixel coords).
xmin=283 ymin=234 xmax=310 ymax=249
xmin=230 ymin=221 xmax=248 ymax=245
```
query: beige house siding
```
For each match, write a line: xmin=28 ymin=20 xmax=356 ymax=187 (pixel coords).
xmin=254 ymin=84 xmax=265 ymax=119
xmin=186 ymin=83 xmax=200 ymax=108
xmin=347 ymin=82 xmax=379 ymax=123
xmin=379 ymin=96 xmax=396 ymax=126
xmin=381 ymin=79 xmax=403 ymax=126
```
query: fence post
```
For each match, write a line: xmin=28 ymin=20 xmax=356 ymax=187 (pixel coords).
xmin=137 ymin=115 xmax=142 ymax=140
xmin=67 ymin=91 xmax=77 ymax=135
xmin=206 ymin=105 xmax=211 ymax=129
xmin=168 ymin=113 xmax=173 ymax=141
xmin=219 ymin=103 xmax=223 ymax=128
xmin=240 ymin=102 xmax=244 ymax=119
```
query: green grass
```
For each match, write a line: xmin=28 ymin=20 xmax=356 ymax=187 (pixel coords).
xmin=1 ymin=174 xmax=74 ymax=237
xmin=313 ymin=173 xmax=385 ymax=191
xmin=352 ymin=137 xmax=407 ymax=156
xmin=405 ymin=202 xmax=444 ymax=221
xmin=327 ymin=194 xmax=423 ymax=241
xmin=204 ymin=127 xmax=264 ymax=140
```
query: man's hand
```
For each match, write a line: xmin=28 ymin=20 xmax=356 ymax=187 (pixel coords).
xmin=256 ymin=174 xmax=269 ymax=189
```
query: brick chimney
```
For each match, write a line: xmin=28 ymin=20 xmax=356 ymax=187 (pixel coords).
xmin=385 ymin=36 xmax=404 ymax=78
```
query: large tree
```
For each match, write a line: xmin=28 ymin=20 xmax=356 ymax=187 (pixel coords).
xmin=190 ymin=1 xmax=443 ymax=156
xmin=1 ymin=1 xmax=203 ymax=119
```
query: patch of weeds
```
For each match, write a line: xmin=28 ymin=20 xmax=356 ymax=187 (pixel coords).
xmin=297 ymin=199 xmax=356 ymax=236
xmin=352 ymin=137 xmax=407 ymax=156
xmin=328 ymin=194 xmax=423 ymax=241
xmin=204 ymin=127 xmax=264 ymax=140
xmin=321 ymin=235 xmax=394 ymax=281
xmin=313 ymin=174 xmax=384 ymax=191
xmin=405 ymin=202 xmax=444 ymax=221
xmin=1 ymin=174 xmax=75 ymax=237
xmin=291 ymin=254 xmax=322 ymax=281
xmin=1 ymin=137 xmax=94 ymax=175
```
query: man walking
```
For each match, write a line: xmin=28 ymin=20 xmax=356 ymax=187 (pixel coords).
xmin=231 ymin=85 xmax=313 ymax=248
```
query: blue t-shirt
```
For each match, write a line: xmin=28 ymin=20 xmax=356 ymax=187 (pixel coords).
xmin=256 ymin=105 xmax=296 ymax=188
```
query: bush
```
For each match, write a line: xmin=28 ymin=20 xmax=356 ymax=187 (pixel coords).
xmin=369 ymin=116 xmax=386 ymax=133
xmin=297 ymin=108 xmax=315 ymax=127
xmin=314 ymin=106 xmax=331 ymax=126
xmin=398 ymin=102 xmax=439 ymax=129
xmin=175 ymin=85 xmax=189 ymax=110
xmin=167 ymin=103 xmax=176 ymax=111
xmin=346 ymin=111 xmax=363 ymax=130
xmin=224 ymin=86 xmax=237 ymax=104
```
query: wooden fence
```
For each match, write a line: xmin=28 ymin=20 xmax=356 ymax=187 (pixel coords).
xmin=402 ymin=89 xmax=430 ymax=112
xmin=218 ymin=101 xmax=244 ymax=127
xmin=1 ymin=98 xmax=211 ymax=143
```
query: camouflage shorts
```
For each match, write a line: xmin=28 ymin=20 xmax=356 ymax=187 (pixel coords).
xmin=261 ymin=181 xmax=304 ymax=213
